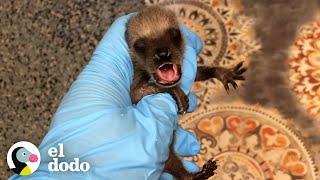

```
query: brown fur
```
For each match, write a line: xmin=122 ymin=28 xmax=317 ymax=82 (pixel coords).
xmin=126 ymin=6 xmax=183 ymax=73
xmin=125 ymin=6 xmax=246 ymax=179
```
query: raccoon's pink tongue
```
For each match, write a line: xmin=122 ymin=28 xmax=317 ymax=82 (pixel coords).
xmin=156 ymin=64 xmax=179 ymax=83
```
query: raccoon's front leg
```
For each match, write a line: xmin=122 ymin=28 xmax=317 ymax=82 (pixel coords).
xmin=196 ymin=61 xmax=246 ymax=92
xmin=167 ymin=87 xmax=189 ymax=114
xmin=130 ymin=70 xmax=160 ymax=104
xmin=131 ymin=83 xmax=161 ymax=104
xmin=131 ymin=84 xmax=189 ymax=114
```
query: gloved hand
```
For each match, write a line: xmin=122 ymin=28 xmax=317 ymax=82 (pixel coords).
xmin=10 ymin=14 xmax=203 ymax=179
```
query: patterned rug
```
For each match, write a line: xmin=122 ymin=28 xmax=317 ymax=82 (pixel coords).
xmin=180 ymin=104 xmax=317 ymax=179
xmin=288 ymin=17 xmax=320 ymax=124
xmin=145 ymin=0 xmax=319 ymax=179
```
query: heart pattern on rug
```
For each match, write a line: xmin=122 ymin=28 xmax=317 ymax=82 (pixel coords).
xmin=280 ymin=149 xmax=307 ymax=176
xmin=180 ymin=104 xmax=317 ymax=179
xmin=197 ymin=116 xmax=224 ymax=136
xmin=226 ymin=115 xmax=259 ymax=138
xmin=260 ymin=125 xmax=290 ymax=149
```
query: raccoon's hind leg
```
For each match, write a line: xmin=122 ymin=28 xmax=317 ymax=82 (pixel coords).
xmin=164 ymin=150 xmax=218 ymax=180
xmin=164 ymin=150 xmax=194 ymax=180
xmin=192 ymin=159 xmax=218 ymax=180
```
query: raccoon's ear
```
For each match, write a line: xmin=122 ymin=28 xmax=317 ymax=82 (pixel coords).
xmin=168 ymin=27 xmax=182 ymax=46
xmin=133 ymin=38 xmax=146 ymax=54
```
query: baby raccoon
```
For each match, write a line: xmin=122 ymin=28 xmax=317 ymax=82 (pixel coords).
xmin=126 ymin=6 xmax=246 ymax=180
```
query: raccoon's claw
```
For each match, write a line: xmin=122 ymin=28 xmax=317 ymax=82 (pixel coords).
xmin=219 ymin=61 xmax=246 ymax=92
xmin=178 ymin=108 xmax=187 ymax=115
xmin=192 ymin=159 xmax=218 ymax=180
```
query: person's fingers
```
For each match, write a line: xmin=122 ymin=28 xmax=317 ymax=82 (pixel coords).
xmin=134 ymin=93 xmax=179 ymax=132
xmin=179 ymin=46 xmax=197 ymax=94
xmin=173 ymin=126 xmax=200 ymax=157
xmin=187 ymin=92 xmax=197 ymax=113
xmin=94 ymin=13 xmax=134 ymax=55
xmin=56 ymin=14 xmax=137 ymax=114
xmin=178 ymin=26 xmax=202 ymax=94
xmin=182 ymin=159 xmax=200 ymax=173
xmin=159 ymin=172 xmax=174 ymax=180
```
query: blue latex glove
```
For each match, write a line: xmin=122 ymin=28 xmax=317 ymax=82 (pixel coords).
xmin=10 ymin=14 xmax=202 ymax=180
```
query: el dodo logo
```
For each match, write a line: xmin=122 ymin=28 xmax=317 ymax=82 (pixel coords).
xmin=7 ymin=141 xmax=40 ymax=176
xmin=48 ymin=143 xmax=90 ymax=172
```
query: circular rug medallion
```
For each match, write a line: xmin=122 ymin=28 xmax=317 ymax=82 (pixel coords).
xmin=179 ymin=104 xmax=318 ymax=180
xmin=288 ymin=19 xmax=320 ymax=122
xmin=145 ymin=0 xmax=260 ymax=107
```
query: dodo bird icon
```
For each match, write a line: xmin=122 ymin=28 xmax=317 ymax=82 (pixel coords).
xmin=7 ymin=141 xmax=41 ymax=176
xmin=11 ymin=147 xmax=38 ymax=175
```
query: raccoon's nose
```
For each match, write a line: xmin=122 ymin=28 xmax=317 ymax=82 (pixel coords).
xmin=155 ymin=48 xmax=170 ymax=59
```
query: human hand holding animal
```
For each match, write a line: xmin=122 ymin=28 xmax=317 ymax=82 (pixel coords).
xmin=9 ymin=14 xmax=204 ymax=180
xmin=127 ymin=7 xmax=246 ymax=116
xmin=126 ymin=6 xmax=245 ymax=179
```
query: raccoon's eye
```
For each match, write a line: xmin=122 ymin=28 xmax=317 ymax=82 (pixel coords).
xmin=168 ymin=28 xmax=182 ymax=46
xmin=133 ymin=38 xmax=146 ymax=53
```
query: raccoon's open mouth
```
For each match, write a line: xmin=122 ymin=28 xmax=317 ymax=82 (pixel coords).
xmin=153 ymin=63 xmax=181 ymax=86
